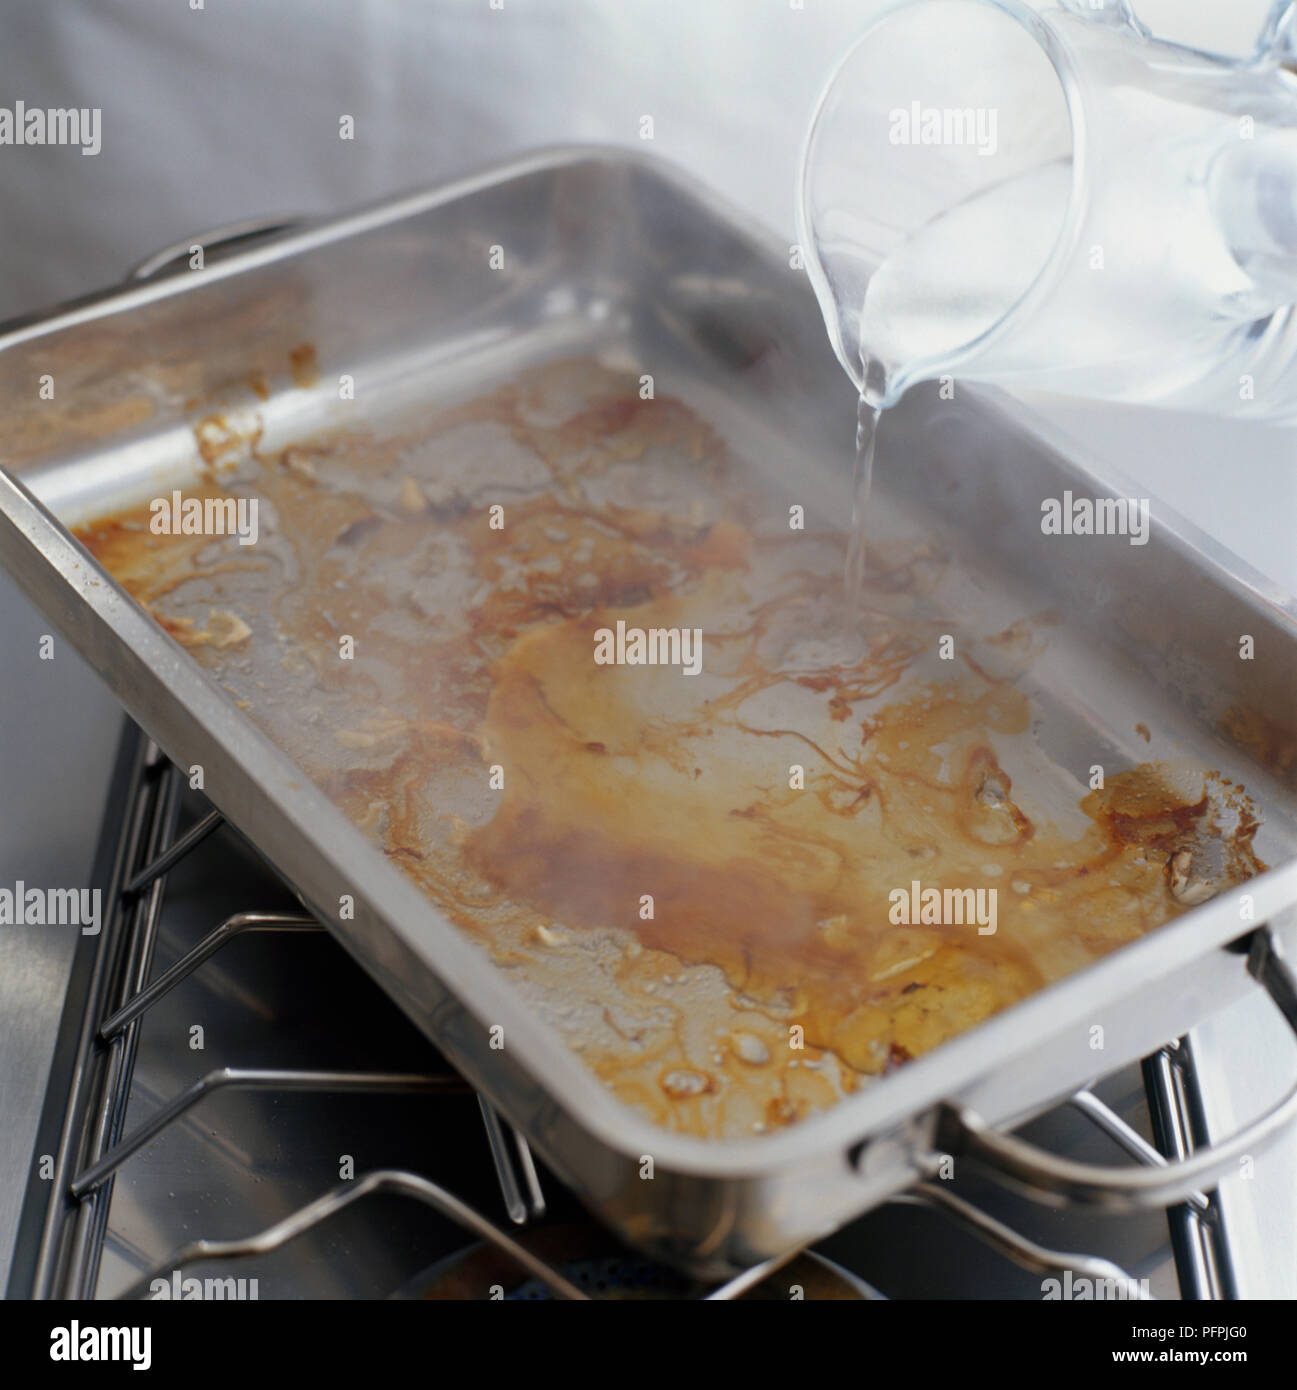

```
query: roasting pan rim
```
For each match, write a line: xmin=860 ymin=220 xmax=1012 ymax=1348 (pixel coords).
xmin=1 ymin=146 xmax=1295 ymax=1188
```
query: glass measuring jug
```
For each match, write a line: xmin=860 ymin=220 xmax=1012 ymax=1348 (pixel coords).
xmin=798 ymin=0 xmax=1297 ymax=419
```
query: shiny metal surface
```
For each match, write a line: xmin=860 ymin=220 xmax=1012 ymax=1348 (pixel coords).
xmin=119 ymin=1169 xmax=591 ymax=1303
xmin=942 ymin=1011 xmax=1297 ymax=1208
xmin=125 ymin=216 xmax=305 ymax=283
xmin=1142 ymin=1039 xmax=1233 ymax=1298
xmin=0 ymin=576 xmax=122 ymax=1291
xmin=940 ymin=934 xmax=1297 ymax=1210
xmin=1067 ymin=1088 xmax=1211 ymax=1214
xmin=2 ymin=148 xmax=1297 ymax=1272
xmin=0 ymin=732 xmax=1248 ymax=1298
xmin=1190 ymin=991 xmax=1297 ymax=1297
xmin=13 ymin=742 xmax=529 ymax=1300
xmin=897 ymin=1182 xmax=1152 ymax=1296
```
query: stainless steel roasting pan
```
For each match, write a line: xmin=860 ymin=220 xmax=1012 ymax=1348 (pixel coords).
xmin=4 ymin=148 xmax=1297 ymax=1276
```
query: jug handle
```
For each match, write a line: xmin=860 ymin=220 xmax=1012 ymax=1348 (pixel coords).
xmin=1060 ymin=0 xmax=1297 ymax=70
xmin=1255 ymin=0 xmax=1297 ymax=69
xmin=1057 ymin=0 xmax=1149 ymax=40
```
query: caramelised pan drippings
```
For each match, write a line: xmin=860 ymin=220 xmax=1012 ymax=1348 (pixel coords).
xmin=77 ymin=357 xmax=1264 ymax=1138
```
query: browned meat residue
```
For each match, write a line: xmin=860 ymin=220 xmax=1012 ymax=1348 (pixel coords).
xmin=76 ymin=359 xmax=1266 ymax=1138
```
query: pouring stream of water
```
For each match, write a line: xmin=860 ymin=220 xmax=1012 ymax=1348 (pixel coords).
xmin=844 ymin=371 xmax=885 ymax=608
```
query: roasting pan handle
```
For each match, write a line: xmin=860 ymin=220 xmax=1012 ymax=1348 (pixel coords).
xmin=936 ymin=929 xmax=1297 ymax=1210
xmin=127 ymin=215 xmax=303 ymax=282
